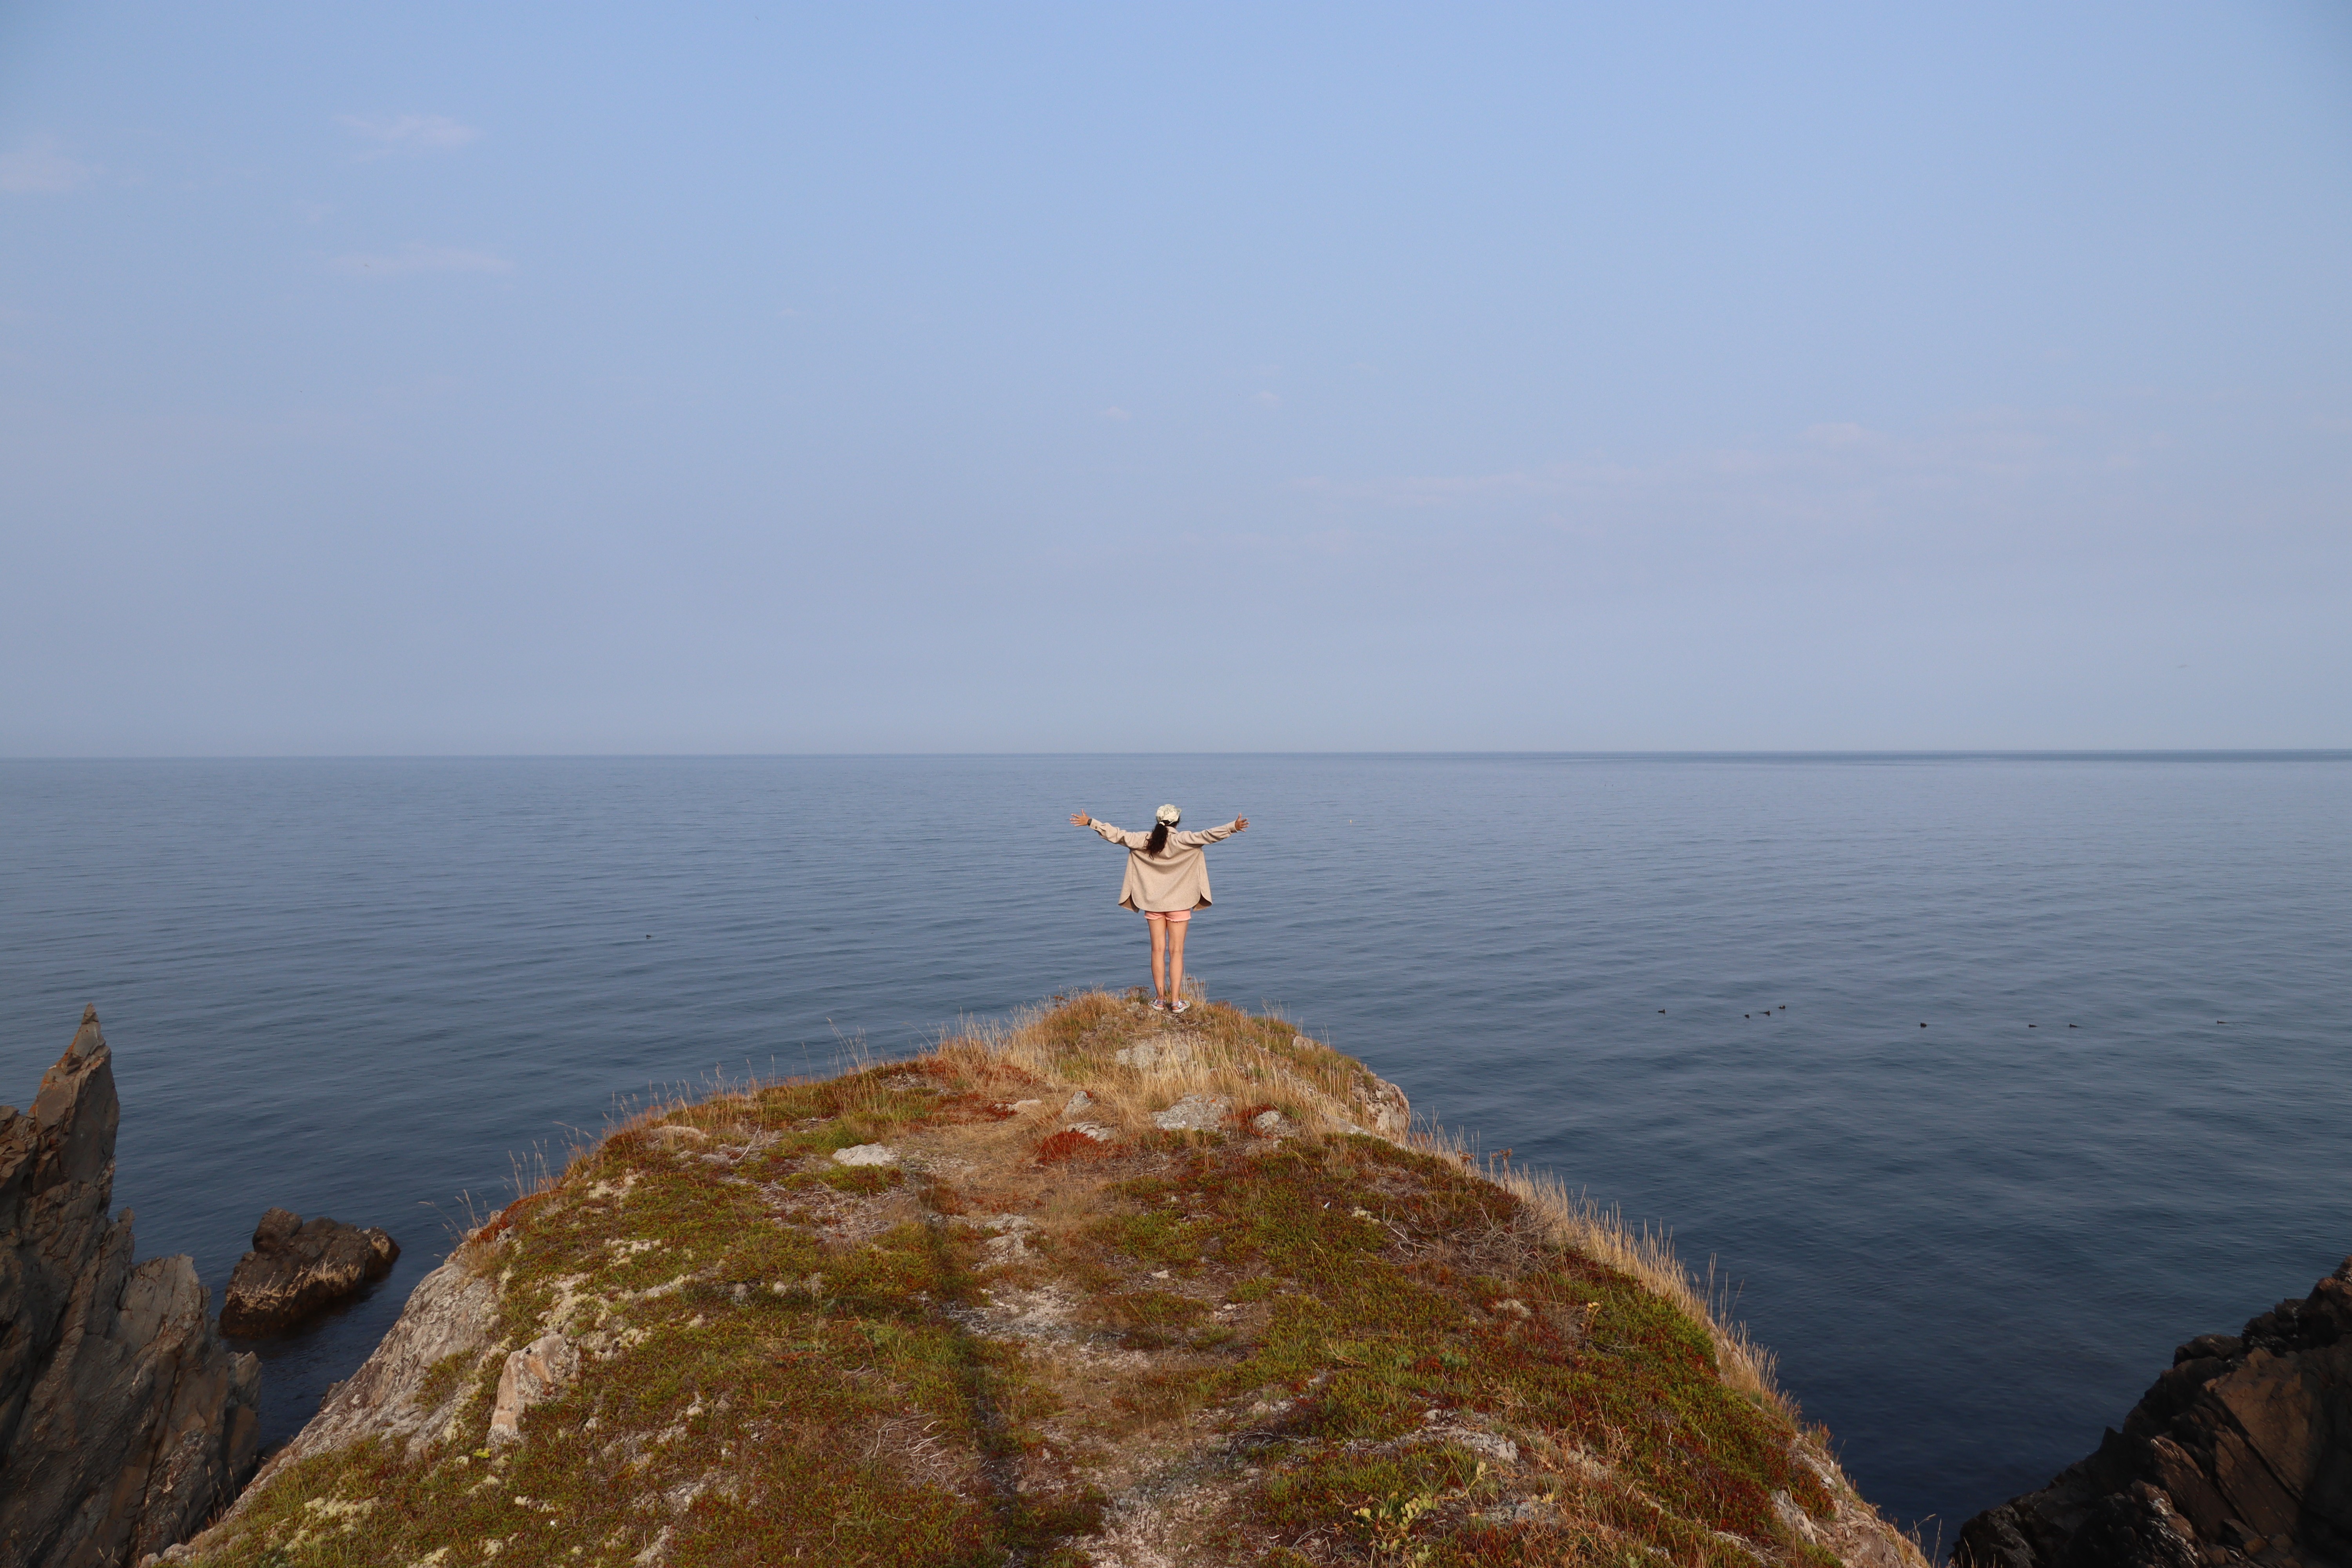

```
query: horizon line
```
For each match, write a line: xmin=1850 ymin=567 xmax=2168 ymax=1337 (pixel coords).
xmin=5 ymin=749 xmax=2349 ymax=764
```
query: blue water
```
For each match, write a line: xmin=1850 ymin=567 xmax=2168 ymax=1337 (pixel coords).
xmin=3 ymin=755 xmax=2347 ymax=1543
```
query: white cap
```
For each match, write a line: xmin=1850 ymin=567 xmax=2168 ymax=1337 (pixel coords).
xmin=1155 ymin=803 xmax=1181 ymax=826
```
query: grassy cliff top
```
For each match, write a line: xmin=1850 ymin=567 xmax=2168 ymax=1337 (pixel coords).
xmin=175 ymin=993 xmax=1920 ymax=1568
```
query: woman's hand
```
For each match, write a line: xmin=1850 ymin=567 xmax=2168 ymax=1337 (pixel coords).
xmin=1069 ymin=811 xmax=1091 ymax=827
xmin=1234 ymin=817 xmax=1249 ymax=831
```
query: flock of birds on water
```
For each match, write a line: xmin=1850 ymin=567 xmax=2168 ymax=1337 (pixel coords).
xmin=1662 ymin=1007 xmax=2238 ymax=1029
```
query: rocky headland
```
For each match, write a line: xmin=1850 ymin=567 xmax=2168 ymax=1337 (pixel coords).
xmin=0 ymin=1007 xmax=261 ymax=1568
xmin=1956 ymin=1258 xmax=2352 ymax=1568
xmin=161 ymin=992 xmax=1920 ymax=1568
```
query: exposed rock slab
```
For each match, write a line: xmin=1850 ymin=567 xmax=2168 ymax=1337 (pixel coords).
xmin=250 ymin=1252 xmax=500 ymax=1478
xmin=0 ymin=1007 xmax=261 ymax=1568
xmin=1957 ymin=1255 xmax=2352 ymax=1568
xmin=1114 ymin=1036 xmax=1200 ymax=1073
xmin=1152 ymin=1093 xmax=1230 ymax=1132
xmin=218 ymin=1208 xmax=398 ymax=1338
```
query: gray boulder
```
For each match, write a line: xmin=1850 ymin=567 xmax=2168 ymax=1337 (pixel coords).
xmin=218 ymin=1209 xmax=398 ymax=1338
xmin=0 ymin=1006 xmax=261 ymax=1568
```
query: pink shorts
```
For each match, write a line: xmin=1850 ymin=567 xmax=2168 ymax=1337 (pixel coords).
xmin=1142 ymin=908 xmax=1192 ymax=924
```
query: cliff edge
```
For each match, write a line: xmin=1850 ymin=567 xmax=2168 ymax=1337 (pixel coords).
xmin=168 ymin=993 xmax=1920 ymax=1568
xmin=0 ymin=1007 xmax=261 ymax=1568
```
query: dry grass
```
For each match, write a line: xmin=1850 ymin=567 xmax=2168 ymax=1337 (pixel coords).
xmin=956 ymin=990 xmax=1403 ymax=1137
xmin=1417 ymin=1134 xmax=1788 ymax=1414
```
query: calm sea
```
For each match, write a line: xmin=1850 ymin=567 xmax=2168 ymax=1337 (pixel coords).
xmin=2 ymin=755 xmax=2347 ymax=1541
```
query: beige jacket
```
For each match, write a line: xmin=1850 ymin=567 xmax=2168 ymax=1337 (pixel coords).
xmin=1087 ymin=819 xmax=1241 ymax=911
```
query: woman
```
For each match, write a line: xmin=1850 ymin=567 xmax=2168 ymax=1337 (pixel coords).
xmin=1069 ymin=803 xmax=1249 ymax=1013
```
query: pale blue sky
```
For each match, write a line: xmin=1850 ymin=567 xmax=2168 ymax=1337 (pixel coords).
xmin=4 ymin=3 xmax=2348 ymax=752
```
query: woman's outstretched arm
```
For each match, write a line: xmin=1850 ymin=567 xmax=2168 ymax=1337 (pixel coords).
xmin=1174 ymin=817 xmax=1249 ymax=846
xmin=1071 ymin=812 xmax=1143 ymax=847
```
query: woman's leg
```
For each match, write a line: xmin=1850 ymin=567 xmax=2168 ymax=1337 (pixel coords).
xmin=1167 ymin=918 xmax=1191 ymax=1006
xmin=1147 ymin=915 xmax=1170 ymax=1000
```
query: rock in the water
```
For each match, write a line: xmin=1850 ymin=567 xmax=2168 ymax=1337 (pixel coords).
xmin=0 ymin=1007 xmax=261 ymax=1568
xmin=1955 ymin=1254 xmax=2352 ymax=1568
xmin=832 ymin=1144 xmax=898 ymax=1167
xmin=218 ymin=1209 xmax=398 ymax=1338
xmin=1152 ymin=1094 xmax=1230 ymax=1132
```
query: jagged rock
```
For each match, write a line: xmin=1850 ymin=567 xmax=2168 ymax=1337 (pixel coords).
xmin=1061 ymin=1091 xmax=1095 ymax=1119
xmin=1152 ymin=1093 xmax=1229 ymax=1132
xmin=832 ymin=1144 xmax=897 ymax=1167
xmin=490 ymin=1332 xmax=579 ymax=1445
xmin=1956 ymin=1254 xmax=2352 ymax=1568
xmin=0 ymin=1007 xmax=261 ymax=1568
xmin=1250 ymin=1109 xmax=1297 ymax=1138
xmin=218 ymin=1209 xmax=398 ymax=1338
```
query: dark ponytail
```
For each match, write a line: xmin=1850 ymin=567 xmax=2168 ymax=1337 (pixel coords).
xmin=1143 ymin=822 xmax=1170 ymax=855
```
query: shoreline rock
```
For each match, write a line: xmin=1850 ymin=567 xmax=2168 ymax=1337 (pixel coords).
xmin=218 ymin=1209 xmax=399 ymax=1338
xmin=0 ymin=1007 xmax=261 ymax=1568
xmin=1956 ymin=1255 xmax=2352 ymax=1568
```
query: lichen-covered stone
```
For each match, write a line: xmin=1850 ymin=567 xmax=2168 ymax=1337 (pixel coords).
xmin=1114 ymin=1037 xmax=1199 ymax=1072
xmin=1151 ymin=1093 xmax=1230 ymax=1132
xmin=490 ymin=1332 xmax=578 ymax=1445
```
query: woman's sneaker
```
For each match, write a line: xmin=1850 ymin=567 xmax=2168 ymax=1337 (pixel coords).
xmin=1170 ymin=999 xmax=1191 ymax=1015
xmin=1149 ymin=998 xmax=1169 ymax=1013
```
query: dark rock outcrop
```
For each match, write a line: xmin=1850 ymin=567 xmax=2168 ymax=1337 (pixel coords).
xmin=1957 ymin=1256 xmax=2352 ymax=1568
xmin=218 ymin=1209 xmax=397 ymax=1338
xmin=0 ymin=1006 xmax=262 ymax=1568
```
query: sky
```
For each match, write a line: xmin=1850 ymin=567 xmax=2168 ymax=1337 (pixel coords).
xmin=3 ymin=2 xmax=2348 ymax=753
